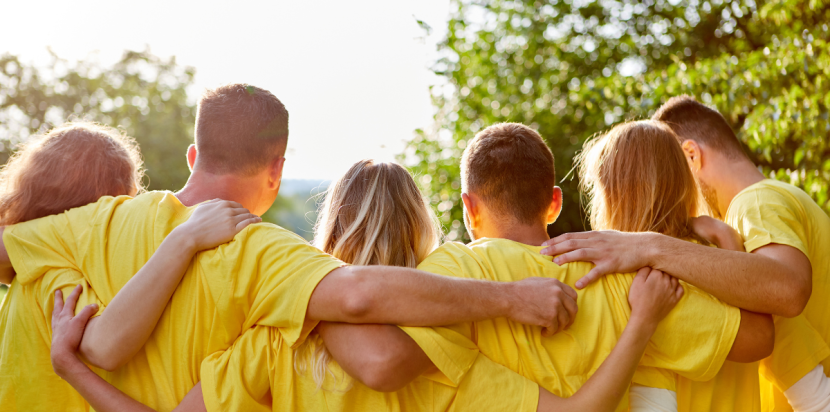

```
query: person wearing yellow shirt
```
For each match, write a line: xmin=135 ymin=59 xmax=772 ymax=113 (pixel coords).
xmin=573 ymin=119 xmax=773 ymax=411
xmin=46 ymin=159 xmax=686 ymax=412
xmin=0 ymin=84 xmax=573 ymax=412
xmin=542 ymin=96 xmax=830 ymax=411
xmin=0 ymin=123 xmax=260 ymax=412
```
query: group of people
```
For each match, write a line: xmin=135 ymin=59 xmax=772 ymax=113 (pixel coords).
xmin=0 ymin=83 xmax=827 ymax=412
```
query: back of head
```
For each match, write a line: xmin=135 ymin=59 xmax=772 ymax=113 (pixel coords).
xmin=314 ymin=160 xmax=441 ymax=268
xmin=195 ymin=83 xmax=289 ymax=175
xmin=462 ymin=123 xmax=555 ymax=225
xmin=577 ymin=120 xmax=702 ymax=238
xmin=652 ymin=95 xmax=746 ymax=159
xmin=0 ymin=122 xmax=144 ymax=225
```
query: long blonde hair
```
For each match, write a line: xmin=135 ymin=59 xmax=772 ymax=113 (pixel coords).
xmin=294 ymin=159 xmax=442 ymax=389
xmin=577 ymin=120 xmax=705 ymax=238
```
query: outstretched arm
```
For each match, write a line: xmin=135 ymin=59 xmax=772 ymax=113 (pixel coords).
xmin=308 ymin=267 xmax=579 ymax=336
xmin=541 ymin=231 xmax=810 ymax=317
xmin=50 ymin=286 xmax=206 ymax=412
xmin=79 ymin=200 xmax=260 ymax=371
xmin=536 ymin=268 xmax=684 ymax=412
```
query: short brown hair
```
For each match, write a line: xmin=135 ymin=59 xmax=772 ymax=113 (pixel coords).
xmin=195 ymin=83 xmax=289 ymax=175
xmin=652 ymin=95 xmax=746 ymax=158
xmin=0 ymin=122 xmax=144 ymax=225
xmin=461 ymin=123 xmax=555 ymax=225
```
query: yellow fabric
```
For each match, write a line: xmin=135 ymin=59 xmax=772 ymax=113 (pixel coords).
xmin=725 ymin=179 xmax=830 ymax=412
xmin=405 ymin=238 xmax=741 ymax=411
xmin=0 ymin=269 xmax=104 ymax=412
xmin=3 ymin=192 xmax=346 ymax=411
xmin=676 ymin=361 xmax=761 ymax=412
xmin=199 ymin=325 xmax=539 ymax=412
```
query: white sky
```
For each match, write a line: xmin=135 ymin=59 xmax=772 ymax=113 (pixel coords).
xmin=1 ymin=0 xmax=451 ymax=179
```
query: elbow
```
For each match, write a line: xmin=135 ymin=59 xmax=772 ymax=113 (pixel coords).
xmin=338 ymin=270 xmax=378 ymax=323
xmin=779 ymin=281 xmax=811 ymax=318
xmin=79 ymin=342 xmax=125 ymax=372
xmin=356 ymin=351 xmax=412 ymax=392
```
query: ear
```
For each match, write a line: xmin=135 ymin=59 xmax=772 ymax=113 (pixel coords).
xmin=461 ymin=192 xmax=479 ymax=230
xmin=267 ymin=156 xmax=286 ymax=190
xmin=681 ymin=140 xmax=702 ymax=174
xmin=545 ymin=186 xmax=563 ymax=224
xmin=186 ymin=145 xmax=197 ymax=171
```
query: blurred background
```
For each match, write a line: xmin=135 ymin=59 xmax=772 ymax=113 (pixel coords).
xmin=2 ymin=0 xmax=829 ymax=300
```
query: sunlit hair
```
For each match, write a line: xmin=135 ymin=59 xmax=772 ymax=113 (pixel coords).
xmin=294 ymin=159 xmax=442 ymax=390
xmin=577 ymin=120 xmax=705 ymax=239
xmin=0 ymin=122 xmax=144 ymax=226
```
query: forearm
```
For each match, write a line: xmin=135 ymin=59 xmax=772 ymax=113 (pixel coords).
xmin=55 ymin=356 xmax=156 ymax=412
xmin=646 ymin=234 xmax=805 ymax=316
xmin=80 ymin=230 xmax=198 ymax=370
xmin=319 ymin=322 xmax=434 ymax=391
xmin=541 ymin=318 xmax=655 ymax=412
xmin=308 ymin=266 xmax=509 ymax=325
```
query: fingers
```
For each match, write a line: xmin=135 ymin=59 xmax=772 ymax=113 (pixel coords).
xmin=72 ymin=304 xmax=99 ymax=326
xmin=542 ymin=232 xmax=594 ymax=248
xmin=53 ymin=290 xmax=64 ymax=321
xmin=63 ymin=285 xmax=83 ymax=315
xmin=575 ymin=266 xmax=605 ymax=289
xmin=235 ymin=216 xmax=262 ymax=231
xmin=560 ymin=282 xmax=578 ymax=301
xmin=541 ymin=318 xmax=559 ymax=337
xmin=561 ymin=294 xmax=578 ymax=329
xmin=675 ymin=283 xmax=685 ymax=300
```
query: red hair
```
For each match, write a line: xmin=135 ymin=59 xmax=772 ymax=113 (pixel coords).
xmin=0 ymin=122 xmax=144 ymax=225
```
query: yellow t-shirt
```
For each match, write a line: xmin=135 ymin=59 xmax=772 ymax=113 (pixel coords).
xmin=3 ymin=192 xmax=346 ymax=411
xmin=725 ymin=179 xmax=830 ymax=412
xmin=0 ymin=269 xmax=104 ymax=412
xmin=403 ymin=238 xmax=742 ymax=411
xmin=200 ymin=325 xmax=539 ymax=412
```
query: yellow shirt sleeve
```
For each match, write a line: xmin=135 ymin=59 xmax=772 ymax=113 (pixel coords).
xmin=200 ymin=326 xmax=273 ymax=412
xmin=726 ymin=185 xmax=809 ymax=255
xmin=202 ymin=224 xmax=347 ymax=348
xmin=4 ymin=213 xmax=80 ymax=284
xmin=449 ymin=353 xmax=540 ymax=412
xmin=636 ymin=281 xmax=741 ymax=384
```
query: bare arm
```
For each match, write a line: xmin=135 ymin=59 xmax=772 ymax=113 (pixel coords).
xmin=50 ymin=286 xmax=205 ymax=412
xmin=308 ymin=266 xmax=579 ymax=336
xmin=541 ymin=231 xmax=811 ymax=317
xmin=79 ymin=200 xmax=260 ymax=371
xmin=0 ymin=227 xmax=14 ymax=284
xmin=726 ymin=309 xmax=774 ymax=362
xmin=318 ymin=322 xmax=435 ymax=392
xmin=537 ymin=268 xmax=684 ymax=412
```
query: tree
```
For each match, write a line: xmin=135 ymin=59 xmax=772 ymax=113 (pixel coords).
xmin=0 ymin=49 xmax=197 ymax=190
xmin=401 ymin=0 xmax=830 ymax=242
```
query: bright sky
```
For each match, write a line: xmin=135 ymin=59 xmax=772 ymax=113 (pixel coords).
xmin=2 ymin=0 xmax=451 ymax=179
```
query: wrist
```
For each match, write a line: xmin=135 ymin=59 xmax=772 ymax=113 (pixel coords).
xmin=51 ymin=350 xmax=84 ymax=378
xmin=627 ymin=313 xmax=658 ymax=336
xmin=499 ymin=282 xmax=518 ymax=319
xmin=168 ymin=227 xmax=199 ymax=255
xmin=642 ymin=233 xmax=662 ymax=268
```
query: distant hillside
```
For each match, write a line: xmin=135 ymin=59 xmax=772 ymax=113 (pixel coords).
xmin=262 ymin=179 xmax=331 ymax=241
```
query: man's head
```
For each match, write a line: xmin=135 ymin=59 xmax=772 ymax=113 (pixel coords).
xmin=186 ymin=83 xmax=289 ymax=215
xmin=652 ymin=95 xmax=752 ymax=217
xmin=460 ymin=123 xmax=562 ymax=240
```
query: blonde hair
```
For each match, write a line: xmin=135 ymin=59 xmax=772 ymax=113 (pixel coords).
xmin=577 ymin=120 xmax=704 ymax=238
xmin=294 ymin=159 xmax=441 ymax=389
xmin=0 ymin=122 xmax=144 ymax=226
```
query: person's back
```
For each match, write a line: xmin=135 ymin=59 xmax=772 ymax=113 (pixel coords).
xmin=401 ymin=122 xmax=773 ymax=411
xmin=414 ymin=238 xmax=737 ymax=402
xmin=0 ymin=123 xmax=143 ymax=412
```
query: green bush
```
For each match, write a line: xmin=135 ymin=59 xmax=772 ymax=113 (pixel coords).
xmin=400 ymin=0 xmax=830 ymax=242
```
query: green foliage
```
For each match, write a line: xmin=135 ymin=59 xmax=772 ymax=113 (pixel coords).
xmin=401 ymin=0 xmax=830 ymax=242
xmin=0 ymin=49 xmax=197 ymax=190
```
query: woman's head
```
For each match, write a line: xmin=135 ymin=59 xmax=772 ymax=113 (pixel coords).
xmin=314 ymin=159 xmax=441 ymax=268
xmin=0 ymin=122 xmax=144 ymax=225
xmin=577 ymin=120 xmax=703 ymax=238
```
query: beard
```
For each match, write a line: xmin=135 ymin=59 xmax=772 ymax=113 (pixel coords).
xmin=700 ymin=180 xmax=722 ymax=219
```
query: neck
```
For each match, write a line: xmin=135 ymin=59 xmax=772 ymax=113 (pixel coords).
xmin=713 ymin=159 xmax=766 ymax=216
xmin=476 ymin=219 xmax=551 ymax=246
xmin=175 ymin=170 xmax=272 ymax=215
